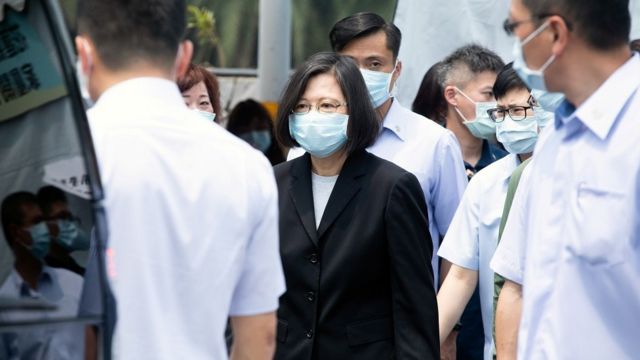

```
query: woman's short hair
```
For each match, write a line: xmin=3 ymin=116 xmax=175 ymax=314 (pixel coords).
xmin=275 ymin=52 xmax=380 ymax=154
xmin=412 ymin=61 xmax=447 ymax=125
xmin=492 ymin=62 xmax=530 ymax=100
xmin=177 ymin=63 xmax=222 ymax=117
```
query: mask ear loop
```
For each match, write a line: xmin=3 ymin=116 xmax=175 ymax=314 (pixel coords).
xmin=387 ymin=59 xmax=400 ymax=95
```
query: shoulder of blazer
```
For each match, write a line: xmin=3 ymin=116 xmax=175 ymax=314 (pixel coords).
xmin=273 ymin=153 xmax=311 ymax=182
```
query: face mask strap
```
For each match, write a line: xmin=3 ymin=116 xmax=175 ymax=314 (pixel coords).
xmin=454 ymin=87 xmax=477 ymax=105
xmin=522 ymin=20 xmax=550 ymax=46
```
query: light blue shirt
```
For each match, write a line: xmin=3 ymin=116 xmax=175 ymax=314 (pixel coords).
xmin=492 ymin=54 xmax=640 ymax=359
xmin=290 ymin=100 xmax=468 ymax=281
xmin=0 ymin=266 xmax=84 ymax=359
xmin=439 ymin=154 xmax=519 ymax=360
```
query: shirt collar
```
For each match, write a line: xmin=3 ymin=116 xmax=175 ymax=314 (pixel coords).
xmin=381 ymin=98 xmax=407 ymax=141
xmin=11 ymin=266 xmax=60 ymax=299
xmin=94 ymin=77 xmax=184 ymax=111
xmin=555 ymin=54 xmax=640 ymax=140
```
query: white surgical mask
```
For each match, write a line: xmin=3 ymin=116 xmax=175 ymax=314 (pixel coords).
xmin=531 ymin=88 xmax=565 ymax=112
xmin=496 ymin=114 xmax=538 ymax=154
xmin=512 ymin=21 xmax=556 ymax=91
xmin=192 ymin=109 xmax=216 ymax=122
xmin=454 ymin=88 xmax=497 ymax=140
xmin=360 ymin=62 xmax=397 ymax=108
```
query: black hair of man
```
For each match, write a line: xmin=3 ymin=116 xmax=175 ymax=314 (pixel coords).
xmin=76 ymin=0 xmax=186 ymax=71
xmin=412 ymin=61 xmax=447 ymax=124
xmin=329 ymin=12 xmax=402 ymax=59
xmin=275 ymin=52 xmax=380 ymax=154
xmin=36 ymin=186 xmax=68 ymax=216
xmin=493 ymin=62 xmax=530 ymax=100
xmin=522 ymin=0 xmax=630 ymax=51
xmin=1 ymin=192 xmax=38 ymax=245
xmin=631 ymin=39 xmax=640 ymax=52
xmin=442 ymin=44 xmax=505 ymax=88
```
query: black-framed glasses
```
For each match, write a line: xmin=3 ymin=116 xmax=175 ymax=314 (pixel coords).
xmin=502 ymin=13 xmax=572 ymax=36
xmin=292 ymin=100 xmax=348 ymax=115
xmin=487 ymin=105 xmax=535 ymax=123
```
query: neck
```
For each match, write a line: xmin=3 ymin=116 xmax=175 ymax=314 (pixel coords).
xmin=376 ymin=97 xmax=394 ymax=122
xmin=518 ymin=152 xmax=533 ymax=162
xmin=14 ymin=253 xmax=43 ymax=290
xmin=310 ymin=148 xmax=348 ymax=176
xmin=91 ymin=63 xmax=174 ymax=101
xmin=445 ymin=107 xmax=483 ymax=165
xmin=560 ymin=46 xmax=632 ymax=108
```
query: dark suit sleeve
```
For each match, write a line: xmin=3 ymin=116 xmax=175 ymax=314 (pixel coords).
xmin=385 ymin=172 xmax=439 ymax=359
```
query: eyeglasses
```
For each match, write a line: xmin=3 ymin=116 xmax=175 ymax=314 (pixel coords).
xmin=487 ymin=99 xmax=535 ymax=123
xmin=292 ymin=100 xmax=348 ymax=115
xmin=502 ymin=13 xmax=572 ymax=36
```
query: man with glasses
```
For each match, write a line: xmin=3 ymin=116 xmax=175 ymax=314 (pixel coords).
xmin=490 ymin=0 xmax=639 ymax=358
xmin=437 ymin=62 xmax=546 ymax=360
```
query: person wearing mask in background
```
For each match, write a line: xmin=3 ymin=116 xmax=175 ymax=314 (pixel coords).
xmin=630 ymin=39 xmax=640 ymax=52
xmin=75 ymin=0 xmax=285 ymax=358
xmin=438 ymin=44 xmax=506 ymax=360
xmin=227 ymin=99 xmax=285 ymax=165
xmin=437 ymin=63 xmax=545 ymax=360
xmin=274 ymin=52 xmax=438 ymax=360
xmin=290 ymin=12 xmax=468 ymax=288
xmin=490 ymin=0 xmax=639 ymax=358
xmin=36 ymin=186 xmax=87 ymax=276
xmin=412 ymin=61 xmax=448 ymax=126
xmin=0 ymin=192 xmax=84 ymax=359
xmin=178 ymin=63 xmax=222 ymax=123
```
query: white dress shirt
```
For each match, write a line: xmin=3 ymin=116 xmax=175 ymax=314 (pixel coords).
xmin=492 ymin=54 xmax=640 ymax=359
xmin=439 ymin=154 xmax=519 ymax=360
xmin=290 ymin=100 xmax=468 ymax=280
xmin=88 ymin=78 xmax=285 ymax=359
xmin=0 ymin=267 xmax=83 ymax=359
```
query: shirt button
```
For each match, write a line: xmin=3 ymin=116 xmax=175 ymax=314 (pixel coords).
xmin=305 ymin=291 xmax=315 ymax=302
xmin=305 ymin=329 xmax=314 ymax=339
xmin=309 ymin=253 xmax=318 ymax=264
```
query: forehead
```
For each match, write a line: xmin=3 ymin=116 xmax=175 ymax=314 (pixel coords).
xmin=182 ymin=81 xmax=209 ymax=97
xmin=497 ymin=87 xmax=531 ymax=105
xmin=301 ymin=73 xmax=344 ymax=100
xmin=510 ymin=0 xmax=532 ymax=18
xmin=20 ymin=202 xmax=43 ymax=223
xmin=338 ymin=30 xmax=393 ymax=61
xmin=47 ymin=201 xmax=69 ymax=217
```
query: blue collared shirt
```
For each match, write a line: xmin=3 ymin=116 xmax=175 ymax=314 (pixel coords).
xmin=492 ymin=53 xmax=640 ymax=359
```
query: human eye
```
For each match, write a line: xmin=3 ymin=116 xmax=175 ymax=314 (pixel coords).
xmin=199 ymin=100 xmax=211 ymax=106
xmin=293 ymin=103 xmax=310 ymax=114
xmin=318 ymin=101 xmax=338 ymax=113
xmin=510 ymin=106 xmax=526 ymax=117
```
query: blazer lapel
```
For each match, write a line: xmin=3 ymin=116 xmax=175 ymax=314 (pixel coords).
xmin=316 ymin=150 xmax=369 ymax=240
xmin=288 ymin=153 xmax=319 ymax=246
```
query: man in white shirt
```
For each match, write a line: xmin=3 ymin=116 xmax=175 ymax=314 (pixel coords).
xmin=491 ymin=0 xmax=639 ymax=358
xmin=75 ymin=1 xmax=285 ymax=359
xmin=0 ymin=191 xmax=84 ymax=359
xmin=291 ymin=13 xmax=468 ymax=283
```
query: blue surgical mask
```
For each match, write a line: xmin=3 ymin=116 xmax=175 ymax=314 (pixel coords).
xmin=239 ymin=130 xmax=272 ymax=153
xmin=454 ymin=88 xmax=497 ymax=140
xmin=360 ymin=63 xmax=397 ymax=108
xmin=57 ymin=219 xmax=90 ymax=251
xmin=496 ymin=114 xmax=538 ymax=154
xmin=193 ymin=109 xmax=216 ymax=122
xmin=512 ymin=21 xmax=556 ymax=91
xmin=289 ymin=111 xmax=348 ymax=158
xmin=533 ymin=106 xmax=554 ymax=128
xmin=530 ymin=89 xmax=565 ymax=112
xmin=26 ymin=222 xmax=51 ymax=261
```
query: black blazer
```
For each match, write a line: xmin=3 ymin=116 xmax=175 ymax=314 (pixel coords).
xmin=273 ymin=150 xmax=439 ymax=360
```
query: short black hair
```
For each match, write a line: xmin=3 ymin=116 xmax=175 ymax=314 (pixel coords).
xmin=493 ymin=62 xmax=530 ymax=100
xmin=1 ymin=192 xmax=37 ymax=244
xmin=227 ymin=99 xmax=273 ymax=135
xmin=275 ymin=52 xmax=380 ymax=154
xmin=631 ymin=39 xmax=640 ymax=52
xmin=442 ymin=44 xmax=505 ymax=87
xmin=412 ymin=61 xmax=447 ymax=125
xmin=330 ymin=12 xmax=402 ymax=59
xmin=77 ymin=0 xmax=186 ymax=70
xmin=37 ymin=186 xmax=68 ymax=216
xmin=522 ymin=0 xmax=630 ymax=50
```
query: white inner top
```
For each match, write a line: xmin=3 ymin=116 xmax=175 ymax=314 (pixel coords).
xmin=311 ymin=172 xmax=339 ymax=228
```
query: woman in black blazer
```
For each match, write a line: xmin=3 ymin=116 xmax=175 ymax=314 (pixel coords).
xmin=273 ymin=52 xmax=439 ymax=360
